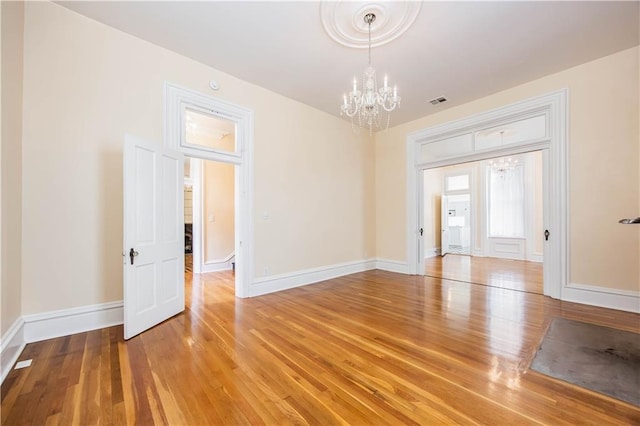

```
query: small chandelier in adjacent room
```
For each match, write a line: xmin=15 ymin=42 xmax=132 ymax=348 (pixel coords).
xmin=340 ymin=13 xmax=400 ymax=134
xmin=489 ymin=156 xmax=519 ymax=177
xmin=489 ymin=132 xmax=518 ymax=177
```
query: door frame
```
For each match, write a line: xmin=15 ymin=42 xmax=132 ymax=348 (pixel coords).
xmin=164 ymin=82 xmax=254 ymax=298
xmin=407 ymin=90 xmax=567 ymax=299
xmin=189 ymin=157 xmax=203 ymax=274
xmin=442 ymin=169 xmax=473 ymax=258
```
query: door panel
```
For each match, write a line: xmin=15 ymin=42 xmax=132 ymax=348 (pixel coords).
xmin=124 ymin=134 xmax=184 ymax=340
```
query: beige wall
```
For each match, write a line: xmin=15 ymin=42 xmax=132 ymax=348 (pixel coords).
xmin=423 ymin=169 xmax=442 ymax=253
xmin=203 ymin=135 xmax=235 ymax=263
xmin=20 ymin=2 xmax=374 ymax=314
xmin=376 ymin=46 xmax=640 ymax=292
xmin=1 ymin=1 xmax=24 ymax=336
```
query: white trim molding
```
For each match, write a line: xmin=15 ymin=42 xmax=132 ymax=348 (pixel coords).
xmin=201 ymin=252 xmax=235 ymax=273
xmin=1 ymin=318 xmax=26 ymax=384
xmin=1 ymin=301 xmax=124 ymax=384
xmin=23 ymin=301 xmax=123 ymax=344
xmin=376 ymin=258 xmax=410 ymax=274
xmin=250 ymin=259 xmax=376 ymax=297
xmin=424 ymin=248 xmax=441 ymax=259
xmin=406 ymin=89 xmax=568 ymax=302
xmin=529 ymin=252 xmax=544 ymax=263
xmin=563 ymin=283 xmax=640 ymax=313
xmin=164 ymin=82 xmax=254 ymax=298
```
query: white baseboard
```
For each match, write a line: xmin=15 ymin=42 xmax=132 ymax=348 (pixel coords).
xmin=424 ymin=248 xmax=441 ymax=258
xmin=23 ymin=301 xmax=124 ymax=343
xmin=200 ymin=261 xmax=233 ymax=273
xmin=199 ymin=253 xmax=235 ymax=273
xmin=250 ymin=259 xmax=377 ymax=297
xmin=376 ymin=258 xmax=409 ymax=274
xmin=1 ymin=318 xmax=26 ymax=384
xmin=1 ymin=301 xmax=124 ymax=385
xmin=563 ymin=283 xmax=640 ymax=313
xmin=527 ymin=251 xmax=543 ymax=263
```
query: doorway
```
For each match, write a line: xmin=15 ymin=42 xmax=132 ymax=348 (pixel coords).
xmin=165 ymin=82 xmax=254 ymax=298
xmin=422 ymin=151 xmax=544 ymax=294
xmin=182 ymin=108 xmax=237 ymax=291
xmin=442 ymin=194 xmax=471 ymax=255
xmin=184 ymin=158 xmax=236 ymax=275
xmin=407 ymin=90 xmax=568 ymax=300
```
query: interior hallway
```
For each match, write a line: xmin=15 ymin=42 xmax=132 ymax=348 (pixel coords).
xmin=3 ymin=266 xmax=639 ymax=424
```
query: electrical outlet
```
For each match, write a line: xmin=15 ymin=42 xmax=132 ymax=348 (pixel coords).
xmin=263 ymin=266 xmax=269 ymax=276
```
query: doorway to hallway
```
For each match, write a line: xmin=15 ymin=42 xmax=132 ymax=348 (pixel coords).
xmin=182 ymin=107 xmax=237 ymax=293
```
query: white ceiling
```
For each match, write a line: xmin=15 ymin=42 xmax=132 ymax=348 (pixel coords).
xmin=57 ymin=1 xmax=639 ymax=128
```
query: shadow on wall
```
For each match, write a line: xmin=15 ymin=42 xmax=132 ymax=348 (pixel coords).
xmin=101 ymin=149 xmax=124 ymax=302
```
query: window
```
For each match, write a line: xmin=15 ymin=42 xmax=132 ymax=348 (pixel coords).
xmin=446 ymin=174 xmax=469 ymax=192
xmin=488 ymin=165 xmax=524 ymax=237
xmin=183 ymin=107 xmax=237 ymax=154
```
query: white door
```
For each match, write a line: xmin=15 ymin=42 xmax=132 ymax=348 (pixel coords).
xmin=123 ymin=134 xmax=185 ymax=339
xmin=441 ymin=195 xmax=449 ymax=257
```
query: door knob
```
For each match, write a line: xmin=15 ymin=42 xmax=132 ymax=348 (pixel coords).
xmin=129 ymin=248 xmax=139 ymax=265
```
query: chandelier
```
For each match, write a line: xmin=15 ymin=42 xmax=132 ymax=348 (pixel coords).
xmin=489 ymin=151 xmax=518 ymax=178
xmin=489 ymin=157 xmax=518 ymax=177
xmin=340 ymin=13 xmax=400 ymax=133
xmin=489 ymin=132 xmax=518 ymax=177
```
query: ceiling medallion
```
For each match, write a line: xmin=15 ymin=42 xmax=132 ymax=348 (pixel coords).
xmin=320 ymin=1 xmax=421 ymax=48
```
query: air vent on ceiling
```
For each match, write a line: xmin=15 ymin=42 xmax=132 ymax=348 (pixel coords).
xmin=429 ymin=96 xmax=447 ymax=105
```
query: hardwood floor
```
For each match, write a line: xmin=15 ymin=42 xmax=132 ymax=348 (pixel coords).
xmin=425 ymin=254 xmax=544 ymax=294
xmin=2 ymin=269 xmax=639 ymax=424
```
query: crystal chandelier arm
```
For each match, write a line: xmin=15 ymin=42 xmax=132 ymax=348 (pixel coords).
xmin=342 ymin=104 xmax=359 ymax=117
xmin=341 ymin=90 xmax=363 ymax=117
xmin=380 ymin=100 xmax=400 ymax=112
xmin=380 ymin=89 xmax=400 ymax=112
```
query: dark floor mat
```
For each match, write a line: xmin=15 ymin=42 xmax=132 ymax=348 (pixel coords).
xmin=531 ymin=317 xmax=640 ymax=406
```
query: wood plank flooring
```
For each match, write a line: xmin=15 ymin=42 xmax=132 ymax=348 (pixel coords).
xmin=2 ymin=268 xmax=639 ymax=424
xmin=425 ymin=254 xmax=544 ymax=294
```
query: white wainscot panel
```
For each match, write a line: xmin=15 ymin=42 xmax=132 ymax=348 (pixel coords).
xmin=474 ymin=115 xmax=547 ymax=151
xmin=419 ymin=133 xmax=473 ymax=163
xmin=487 ymin=237 xmax=525 ymax=260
